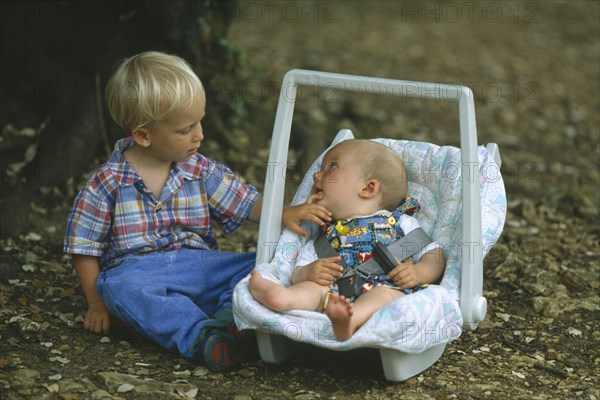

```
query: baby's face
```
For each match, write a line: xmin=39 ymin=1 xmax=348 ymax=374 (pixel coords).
xmin=311 ymin=144 xmax=366 ymax=220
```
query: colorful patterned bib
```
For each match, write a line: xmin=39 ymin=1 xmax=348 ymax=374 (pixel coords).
xmin=321 ymin=197 xmax=420 ymax=269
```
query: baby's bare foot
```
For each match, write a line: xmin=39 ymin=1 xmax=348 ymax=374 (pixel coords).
xmin=325 ymin=292 xmax=354 ymax=341
xmin=248 ymin=270 xmax=289 ymax=311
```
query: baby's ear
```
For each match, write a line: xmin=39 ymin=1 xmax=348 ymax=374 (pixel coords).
xmin=360 ymin=179 xmax=380 ymax=198
xmin=131 ymin=127 xmax=151 ymax=147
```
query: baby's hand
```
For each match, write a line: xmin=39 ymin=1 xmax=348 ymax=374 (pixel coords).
xmin=84 ymin=300 xmax=111 ymax=334
xmin=283 ymin=193 xmax=332 ymax=237
xmin=387 ymin=260 xmax=421 ymax=289
xmin=303 ymin=257 xmax=344 ymax=286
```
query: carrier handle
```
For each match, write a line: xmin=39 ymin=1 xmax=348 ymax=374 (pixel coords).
xmin=256 ymin=69 xmax=485 ymax=329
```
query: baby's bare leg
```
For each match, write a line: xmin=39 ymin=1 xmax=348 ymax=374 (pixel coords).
xmin=326 ymin=287 xmax=405 ymax=341
xmin=248 ymin=270 xmax=328 ymax=311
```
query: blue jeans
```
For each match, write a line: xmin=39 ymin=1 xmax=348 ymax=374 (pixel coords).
xmin=97 ymin=248 xmax=255 ymax=359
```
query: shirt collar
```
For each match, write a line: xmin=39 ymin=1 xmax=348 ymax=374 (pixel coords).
xmin=107 ymin=137 xmax=202 ymax=187
xmin=176 ymin=154 xmax=203 ymax=180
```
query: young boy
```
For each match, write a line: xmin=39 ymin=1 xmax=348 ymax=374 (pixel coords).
xmin=249 ymin=139 xmax=447 ymax=341
xmin=64 ymin=51 xmax=328 ymax=371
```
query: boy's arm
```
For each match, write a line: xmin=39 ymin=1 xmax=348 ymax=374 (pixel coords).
xmin=387 ymin=247 xmax=446 ymax=289
xmin=282 ymin=193 xmax=332 ymax=237
xmin=246 ymin=195 xmax=332 ymax=237
xmin=283 ymin=203 xmax=332 ymax=237
xmin=246 ymin=197 xmax=262 ymax=223
xmin=73 ymin=255 xmax=111 ymax=334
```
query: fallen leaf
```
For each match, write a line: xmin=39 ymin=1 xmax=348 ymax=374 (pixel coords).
xmin=55 ymin=312 xmax=75 ymax=327
xmin=22 ymin=264 xmax=35 ymax=272
xmin=497 ymin=313 xmax=511 ymax=322
xmin=59 ymin=288 xmax=76 ymax=298
xmin=49 ymin=356 xmax=70 ymax=364
xmin=473 ymin=346 xmax=490 ymax=354
xmin=117 ymin=383 xmax=135 ymax=393
xmin=45 ymin=383 xmax=59 ymax=392
xmin=24 ymin=232 xmax=42 ymax=242
xmin=567 ymin=327 xmax=582 ymax=337
xmin=31 ymin=312 xmax=44 ymax=322
xmin=559 ymin=271 xmax=581 ymax=290
xmin=32 ymin=279 xmax=47 ymax=288
xmin=237 ymin=368 xmax=254 ymax=378
xmin=193 ymin=367 xmax=209 ymax=377
xmin=512 ymin=371 xmax=526 ymax=379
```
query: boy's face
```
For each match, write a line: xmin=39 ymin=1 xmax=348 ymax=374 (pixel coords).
xmin=138 ymin=97 xmax=206 ymax=163
xmin=311 ymin=144 xmax=367 ymax=220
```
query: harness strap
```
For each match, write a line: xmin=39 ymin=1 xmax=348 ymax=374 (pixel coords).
xmin=314 ymin=227 xmax=433 ymax=278
xmin=357 ymin=227 xmax=433 ymax=275
xmin=314 ymin=231 xmax=348 ymax=266
xmin=313 ymin=226 xmax=434 ymax=298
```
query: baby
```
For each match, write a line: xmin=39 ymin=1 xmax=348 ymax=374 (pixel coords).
xmin=249 ymin=139 xmax=446 ymax=341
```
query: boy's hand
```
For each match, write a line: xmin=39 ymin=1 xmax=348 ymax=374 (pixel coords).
xmin=299 ymin=257 xmax=344 ymax=286
xmin=387 ymin=260 xmax=422 ymax=289
xmin=283 ymin=193 xmax=332 ymax=237
xmin=84 ymin=300 xmax=111 ymax=334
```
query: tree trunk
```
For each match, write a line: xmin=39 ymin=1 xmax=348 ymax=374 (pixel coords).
xmin=0 ymin=1 xmax=240 ymax=237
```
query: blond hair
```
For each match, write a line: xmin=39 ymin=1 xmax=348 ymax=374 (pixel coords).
xmin=105 ymin=51 xmax=205 ymax=132
xmin=335 ymin=139 xmax=408 ymax=210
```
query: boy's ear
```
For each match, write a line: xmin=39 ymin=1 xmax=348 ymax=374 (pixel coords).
xmin=360 ymin=179 xmax=380 ymax=198
xmin=131 ymin=127 xmax=151 ymax=148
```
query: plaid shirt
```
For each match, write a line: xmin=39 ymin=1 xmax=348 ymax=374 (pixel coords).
xmin=64 ymin=138 xmax=260 ymax=269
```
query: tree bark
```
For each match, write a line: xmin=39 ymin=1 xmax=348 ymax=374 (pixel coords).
xmin=0 ymin=1 xmax=239 ymax=237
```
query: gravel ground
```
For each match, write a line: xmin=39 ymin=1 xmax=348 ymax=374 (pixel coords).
xmin=1 ymin=1 xmax=599 ymax=399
